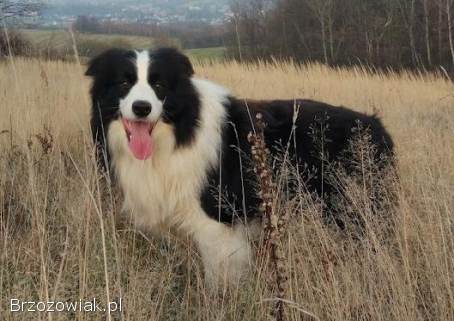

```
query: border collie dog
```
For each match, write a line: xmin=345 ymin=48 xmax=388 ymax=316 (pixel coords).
xmin=86 ymin=48 xmax=394 ymax=285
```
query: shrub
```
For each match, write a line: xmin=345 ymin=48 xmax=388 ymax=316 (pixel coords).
xmin=0 ymin=29 xmax=32 ymax=58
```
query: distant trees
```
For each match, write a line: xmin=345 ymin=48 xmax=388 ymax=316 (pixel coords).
xmin=226 ymin=0 xmax=454 ymax=70
xmin=73 ymin=16 xmax=101 ymax=34
xmin=0 ymin=1 xmax=41 ymax=58
xmin=306 ymin=0 xmax=335 ymax=64
xmin=445 ymin=0 xmax=454 ymax=65
xmin=0 ymin=0 xmax=42 ymax=21
xmin=0 ymin=28 xmax=30 ymax=58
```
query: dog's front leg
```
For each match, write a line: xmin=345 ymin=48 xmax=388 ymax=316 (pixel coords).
xmin=190 ymin=215 xmax=253 ymax=288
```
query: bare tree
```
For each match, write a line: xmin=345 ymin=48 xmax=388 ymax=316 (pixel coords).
xmin=422 ymin=0 xmax=432 ymax=65
xmin=229 ymin=0 xmax=244 ymax=61
xmin=446 ymin=0 xmax=454 ymax=66
xmin=352 ymin=0 xmax=394 ymax=65
xmin=438 ymin=0 xmax=444 ymax=63
xmin=397 ymin=0 xmax=419 ymax=66
xmin=307 ymin=0 xmax=335 ymax=64
xmin=0 ymin=0 xmax=41 ymax=21
xmin=1 ymin=1 xmax=41 ymax=60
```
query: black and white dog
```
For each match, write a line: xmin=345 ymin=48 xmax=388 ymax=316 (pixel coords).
xmin=86 ymin=48 xmax=394 ymax=285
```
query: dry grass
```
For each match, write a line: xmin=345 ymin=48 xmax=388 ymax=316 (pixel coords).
xmin=0 ymin=57 xmax=453 ymax=321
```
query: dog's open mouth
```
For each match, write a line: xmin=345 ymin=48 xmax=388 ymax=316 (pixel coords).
xmin=121 ymin=118 xmax=154 ymax=160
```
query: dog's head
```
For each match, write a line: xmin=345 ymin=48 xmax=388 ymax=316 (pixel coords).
xmin=86 ymin=48 xmax=200 ymax=163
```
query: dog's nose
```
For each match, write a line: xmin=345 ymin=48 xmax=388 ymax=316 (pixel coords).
xmin=132 ymin=100 xmax=152 ymax=118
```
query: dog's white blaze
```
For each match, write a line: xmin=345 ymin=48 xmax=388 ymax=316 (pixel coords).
xmin=136 ymin=50 xmax=149 ymax=83
xmin=108 ymin=78 xmax=255 ymax=286
xmin=119 ymin=50 xmax=163 ymax=122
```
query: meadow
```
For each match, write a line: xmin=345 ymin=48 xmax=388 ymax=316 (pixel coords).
xmin=19 ymin=29 xmax=226 ymax=61
xmin=0 ymin=56 xmax=453 ymax=321
xmin=20 ymin=29 xmax=157 ymax=50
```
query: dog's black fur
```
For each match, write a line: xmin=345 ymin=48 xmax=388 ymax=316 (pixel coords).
xmin=201 ymin=98 xmax=394 ymax=224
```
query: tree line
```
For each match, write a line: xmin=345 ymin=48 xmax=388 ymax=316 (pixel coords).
xmin=4 ymin=0 xmax=454 ymax=71
xmin=226 ymin=0 xmax=454 ymax=71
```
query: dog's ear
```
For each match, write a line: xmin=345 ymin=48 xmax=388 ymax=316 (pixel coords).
xmin=85 ymin=51 xmax=107 ymax=77
xmin=85 ymin=48 xmax=129 ymax=77
xmin=174 ymin=49 xmax=194 ymax=78
xmin=152 ymin=47 xmax=194 ymax=78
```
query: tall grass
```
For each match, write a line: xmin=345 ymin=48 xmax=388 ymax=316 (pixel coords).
xmin=0 ymin=57 xmax=453 ymax=321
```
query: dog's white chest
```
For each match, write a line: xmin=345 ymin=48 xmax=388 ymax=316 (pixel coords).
xmin=114 ymin=144 xmax=210 ymax=230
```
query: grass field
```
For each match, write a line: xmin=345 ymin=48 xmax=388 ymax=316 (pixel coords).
xmin=186 ymin=47 xmax=226 ymax=62
xmin=0 ymin=57 xmax=453 ymax=321
xmin=20 ymin=29 xmax=156 ymax=49
xmin=19 ymin=29 xmax=226 ymax=61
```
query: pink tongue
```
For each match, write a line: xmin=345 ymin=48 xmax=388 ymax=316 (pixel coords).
xmin=127 ymin=122 xmax=153 ymax=160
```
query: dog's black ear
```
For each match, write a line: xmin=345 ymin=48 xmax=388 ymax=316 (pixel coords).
xmin=175 ymin=49 xmax=194 ymax=78
xmin=85 ymin=48 xmax=129 ymax=77
xmin=152 ymin=47 xmax=194 ymax=78
xmin=85 ymin=51 xmax=106 ymax=77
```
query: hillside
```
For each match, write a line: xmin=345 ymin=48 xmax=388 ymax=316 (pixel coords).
xmin=19 ymin=29 xmax=226 ymax=61
xmin=40 ymin=0 xmax=231 ymax=26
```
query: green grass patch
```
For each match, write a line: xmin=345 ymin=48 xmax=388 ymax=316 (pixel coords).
xmin=19 ymin=29 xmax=225 ymax=62
xmin=186 ymin=47 xmax=226 ymax=62
xmin=20 ymin=29 xmax=156 ymax=49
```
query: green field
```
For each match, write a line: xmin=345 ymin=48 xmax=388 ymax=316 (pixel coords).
xmin=186 ymin=47 xmax=227 ymax=62
xmin=20 ymin=29 xmax=155 ymax=49
xmin=19 ymin=29 xmax=226 ymax=62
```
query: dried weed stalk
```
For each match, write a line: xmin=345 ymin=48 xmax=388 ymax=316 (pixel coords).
xmin=248 ymin=113 xmax=288 ymax=321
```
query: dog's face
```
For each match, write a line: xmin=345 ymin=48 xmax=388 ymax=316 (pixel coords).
xmin=86 ymin=48 xmax=199 ymax=162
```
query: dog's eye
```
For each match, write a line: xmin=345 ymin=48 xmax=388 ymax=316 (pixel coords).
xmin=120 ymin=81 xmax=130 ymax=88
xmin=152 ymin=82 xmax=166 ymax=90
